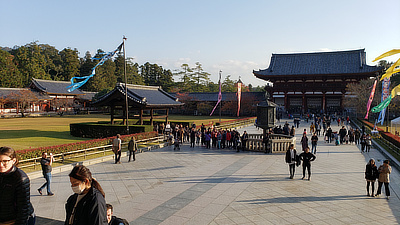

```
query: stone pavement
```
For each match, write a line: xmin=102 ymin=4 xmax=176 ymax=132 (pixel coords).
xmin=29 ymin=119 xmax=400 ymax=224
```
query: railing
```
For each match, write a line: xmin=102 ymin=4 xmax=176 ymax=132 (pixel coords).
xmin=19 ymin=136 xmax=165 ymax=169
xmin=246 ymin=134 xmax=296 ymax=153
xmin=215 ymin=118 xmax=256 ymax=130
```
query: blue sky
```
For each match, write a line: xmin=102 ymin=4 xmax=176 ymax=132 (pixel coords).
xmin=1 ymin=0 xmax=399 ymax=86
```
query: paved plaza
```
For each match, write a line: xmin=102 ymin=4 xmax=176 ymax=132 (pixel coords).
xmin=29 ymin=119 xmax=400 ymax=224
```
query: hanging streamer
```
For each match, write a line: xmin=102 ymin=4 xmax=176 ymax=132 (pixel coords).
xmin=237 ymin=81 xmax=242 ymax=117
xmin=67 ymin=42 xmax=123 ymax=92
xmin=210 ymin=71 xmax=222 ymax=116
xmin=364 ymin=79 xmax=378 ymax=119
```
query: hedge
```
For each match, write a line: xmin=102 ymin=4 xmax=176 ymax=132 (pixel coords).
xmin=70 ymin=122 xmax=153 ymax=138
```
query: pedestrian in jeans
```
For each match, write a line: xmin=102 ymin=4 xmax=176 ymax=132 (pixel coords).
xmin=285 ymin=144 xmax=298 ymax=179
xmin=38 ymin=152 xmax=54 ymax=196
xmin=113 ymin=134 xmax=122 ymax=164
xmin=376 ymin=160 xmax=392 ymax=199
xmin=365 ymin=158 xmax=378 ymax=197
xmin=365 ymin=134 xmax=372 ymax=152
xmin=311 ymin=133 xmax=318 ymax=154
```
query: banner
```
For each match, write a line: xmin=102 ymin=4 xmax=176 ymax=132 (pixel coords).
xmin=210 ymin=71 xmax=222 ymax=116
xmin=372 ymin=84 xmax=400 ymax=113
xmin=377 ymin=78 xmax=391 ymax=125
xmin=364 ymin=79 xmax=378 ymax=119
xmin=237 ymin=81 xmax=242 ymax=117
xmin=67 ymin=42 xmax=124 ymax=92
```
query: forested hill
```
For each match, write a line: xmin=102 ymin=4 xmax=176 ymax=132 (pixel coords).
xmin=0 ymin=42 xmax=265 ymax=93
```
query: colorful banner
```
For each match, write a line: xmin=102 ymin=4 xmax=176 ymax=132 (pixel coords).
xmin=67 ymin=42 xmax=124 ymax=92
xmin=377 ymin=78 xmax=391 ymax=125
xmin=372 ymin=84 xmax=400 ymax=113
xmin=364 ymin=79 xmax=378 ymax=119
xmin=210 ymin=71 xmax=222 ymax=116
xmin=237 ymin=81 xmax=242 ymax=117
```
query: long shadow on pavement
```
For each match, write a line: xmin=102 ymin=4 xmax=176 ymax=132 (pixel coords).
xmin=35 ymin=216 xmax=64 ymax=225
xmin=238 ymin=194 xmax=368 ymax=204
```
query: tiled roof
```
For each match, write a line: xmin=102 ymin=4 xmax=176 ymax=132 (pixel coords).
xmin=0 ymin=87 xmax=50 ymax=100
xmin=254 ymin=49 xmax=382 ymax=78
xmin=170 ymin=92 xmax=266 ymax=102
xmin=94 ymin=83 xmax=183 ymax=108
xmin=30 ymin=78 xmax=84 ymax=95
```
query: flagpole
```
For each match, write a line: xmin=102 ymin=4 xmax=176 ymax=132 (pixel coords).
xmin=219 ymin=70 xmax=222 ymax=123
xmin=123 ymin=36 xmax=129 ymax=134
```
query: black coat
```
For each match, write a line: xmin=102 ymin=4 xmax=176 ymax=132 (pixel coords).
xmin=299 ymin=152 xmax=316 ymax=165
xmin=0 ymin=166 xmax=34 ymax=225
xmin=285 ymin=149 xmax=298 ymax=164
xmin=65 ymin=187 xmax=107 ymax=225
xmin=365 ymin=164 xmax=378 ymax=180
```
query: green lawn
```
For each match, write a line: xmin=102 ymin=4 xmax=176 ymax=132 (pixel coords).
xmin=0 ymin=114 xmax=241 ymax=151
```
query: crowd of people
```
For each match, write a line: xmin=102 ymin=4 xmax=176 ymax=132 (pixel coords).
xmin=166 ymin=123 xmax=249 ymax=152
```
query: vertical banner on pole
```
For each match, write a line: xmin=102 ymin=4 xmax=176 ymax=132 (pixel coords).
xmin=210 ymin=71 xmax=222 ymax=116
xmin=377 ymin=77 xmax=391 ymax=125
xmin=365 ymin=79 xmax=378 ymax=119
xmin=237 ymin=80 xmax=242 ymax=117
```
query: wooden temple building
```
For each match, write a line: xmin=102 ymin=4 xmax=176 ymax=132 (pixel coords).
xmin=253 ymin=49 xmax=383 ymax=114
xmin=93 ymin=83 xmax=183 ymax=125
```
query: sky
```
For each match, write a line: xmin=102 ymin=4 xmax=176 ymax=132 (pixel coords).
xmin=1 ymin=0 xmax=399 ymax=87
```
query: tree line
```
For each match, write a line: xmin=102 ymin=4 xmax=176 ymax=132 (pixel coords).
xmin=0 ymin=42 xmax=265 ymax=94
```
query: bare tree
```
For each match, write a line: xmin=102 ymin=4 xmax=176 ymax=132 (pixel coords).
xmin=7 ymin=89 xmax=38 ymax=117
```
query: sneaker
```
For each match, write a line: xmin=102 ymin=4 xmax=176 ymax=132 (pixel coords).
xmin=302 ymin=177 xmax=305 ymax=180
xmin=38 ymin=189 xmax=42 ymax=195
xmin=308 ymin=177 xmax=311 ymax=181
xmin=47 ymin=193 xmax=54 ymax=196
xmin=386 ymin=196 xmax=389 ymax=200
xmin=367 ymin=194 xmax=370 ymax=197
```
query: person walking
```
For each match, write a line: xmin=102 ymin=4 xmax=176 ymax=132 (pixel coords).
xmin=300 ymin=133 xmax=308 ymax=151
xmin=128 ymin=137 xmax=137 ymax=162
xmin=326 ymin=127 xmax=333 ymax=143
xmin=38 ymin=152 xmax=54 ymax=196
xmin=299 ymin=147 xmax=316 ymax=180
xmin=65 ymin=165 xmax=107 ymax=225
xmin=365 ymin=134 xmax=372 ymax=152
xmin=360 ymin=134 xmax=366 ymax=152
xmin=365 ymin=158 xmax=378 ymax=197
xmin=290 ymin=126 xmax=295 ymax=137
xmin=354 ymin=128 xmax=361 ymax=145
xmin=241 ymin=131 xmax=249 ymax=151
xmin=113 ymin=134 xmax=122 ymax=164
xmin=339 ymin=126 xmax=347 ymax=144
xmin=311 ymin=133 xmax=318 ymax=154
xmin=285 ymin=144 xmax=299 ymax=179
xmin=376 ymin=160 xmax=392 ymax=199
xmin=190 ymin=128 xmax=196 ymax=148
xmin=0 ymin=146 xmax=35 ymax=225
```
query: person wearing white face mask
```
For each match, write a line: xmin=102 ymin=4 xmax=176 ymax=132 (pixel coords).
xmin=65 ymin=165 xmax=107 ymax=225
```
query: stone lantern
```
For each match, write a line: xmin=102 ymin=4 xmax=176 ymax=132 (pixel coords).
xmin=256 ymin=92 xmax=277 ymax=134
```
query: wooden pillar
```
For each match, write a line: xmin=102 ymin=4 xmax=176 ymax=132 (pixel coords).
xmin=302 ymin=93 xmax=306 ymax=114
xmin=111 ymin=105 xmax=115 ymax=125
xmin=322 ymin=92 xmax=326 ymax=113
xmin=140 ymin=109 xmax=143 ymax=125
xmin=284 ymin=92 xmax=288 ymax=112
xmin=150 ymin=109 xmax=154 ymax=126
xmin=165 ymin=108 xmax=169 ymax=124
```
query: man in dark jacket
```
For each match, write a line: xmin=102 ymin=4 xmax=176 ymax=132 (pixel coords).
xmin=339 ymin=126 xmax=347 ymax=144
xmin=299 ymin=147 xmax=316 ymax=180
xmin=128 ymin=137 xmax=137 ymax=162
xmin=38 ymin=152 xmax=54 ymax=196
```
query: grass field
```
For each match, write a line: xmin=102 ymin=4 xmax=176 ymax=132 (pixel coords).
xmin=0 ymin=114 xmax=239 ymax=150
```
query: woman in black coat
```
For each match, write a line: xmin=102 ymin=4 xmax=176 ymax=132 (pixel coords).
xmin=65 ymin=165 xmax=107 ymax=225
xmin=0 ymin=146 xmax=35 ymax=225
xmin=365 ymin=158 xmax=378 ymax=197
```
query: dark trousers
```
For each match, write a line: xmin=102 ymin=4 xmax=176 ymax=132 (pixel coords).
xmin=367 ymin=181 xmax=375 ymax=195
xmin=311 ymin=143 xmax=317 ymax=154
xmin=361 ymin=143 xmax=366 ymax=152
xmin=242 ymin=140 xmax=247 ymax=150
xmin=115 ymin=151 xmax=121 ymax=163
xmin=289 ymin=164 xmax=295 ymax=178
xmin=377 ymin=182 xmax=390 ymax=196
xmin=39 ymin=172 xmax=52 ymax=194
xmin=366 ymin=144 xmax=371 ymax=152
xmin=128 ymin=150 xmax=135 ymax=162
xmin=302 ymin=163 xmax=311 ymax=178
xmin=190 ymin=139 xmax=195 ymax=147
